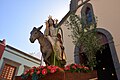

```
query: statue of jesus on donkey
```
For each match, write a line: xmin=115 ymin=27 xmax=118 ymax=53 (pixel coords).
xmin=29 ymin=16 xmax=66 ymax=67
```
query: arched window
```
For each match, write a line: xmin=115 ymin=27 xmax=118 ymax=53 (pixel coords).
xmin=81 ymin=3 xmax=96 ymax=28
xmin=85 ymin=7 xmax=93 ymax=24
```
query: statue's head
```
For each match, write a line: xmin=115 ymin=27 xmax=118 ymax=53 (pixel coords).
xmin=45 ymin=15 xmax=58 ymax=28
xmin=48 ymin=16 xmax=54 ymax=26
xmin=29 ymin=25 xmax=43 ymax=43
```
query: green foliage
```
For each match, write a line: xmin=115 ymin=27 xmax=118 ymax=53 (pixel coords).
xmin=65 ymin=14 xmax=103 ymax=69
xmin=32 ymin=72 xmax=39 ymax=80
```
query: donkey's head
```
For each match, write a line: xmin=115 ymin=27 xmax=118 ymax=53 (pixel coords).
xmin=29 ymin=25 xmax=43 ymax=43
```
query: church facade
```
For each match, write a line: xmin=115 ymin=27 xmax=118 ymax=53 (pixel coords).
xmin=58 ymin=0 xmax=120 ymax=79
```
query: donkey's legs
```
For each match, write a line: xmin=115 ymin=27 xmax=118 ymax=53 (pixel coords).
xmin=44 ymin=52 xmax=51 ymax=65
xmin=42 ymin=53 xmax=47 ymax=65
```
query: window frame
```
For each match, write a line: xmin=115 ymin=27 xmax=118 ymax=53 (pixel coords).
xmin=0 ymin=58 xmax=21 ymax=80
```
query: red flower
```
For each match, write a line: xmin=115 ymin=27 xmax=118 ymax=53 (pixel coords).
xmin=78 ymin=65 xmax=83 ymax=69
xmin=24 ymin=71 xmax=27 ymax=75
xmin=39 ymin=66 xmax=44 ymax=69
xmin=84 ymin=66 xmax=89 ymax=70
xmin=47 ymin=66 xmax=52 ymax=70
xmin=30 ymin=72 xmax=34 ymax=76
xmin=37 ymin=66 xmax=44 ymax=69
xmin=58 ymin=67 xmax=64 ymax=72
xmin=50 ymin=68 xmax=56 ymax=73
xmin=36 ymin=70 xmax=40 ymax=75
xmin=72 ymin=65 xmax=76 ymax=69
xmin=30 ymin=67 xmax=35 ymax=72
xmin=74 ymin=64 xmax=78 ymax=67
xmin=42 ymin=69 xmax=47 ymax=75
xmin=24 ymin=70 xmax=29 ymax=75
xmin=64 ymin=66 xmax=70 ymax=70
xmin=31 ymin=69 xmax=34 ymax=72
xmin=54 ymin=66 xmax=58 ymax=69
xmin=36 ymin=67 xmax=40 ymax=70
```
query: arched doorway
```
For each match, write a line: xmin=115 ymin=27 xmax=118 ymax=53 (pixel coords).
xmin=74 ymin=28 xmax=120 ymax=80
xmin=96 ymin=43 xmax=117 ymax=80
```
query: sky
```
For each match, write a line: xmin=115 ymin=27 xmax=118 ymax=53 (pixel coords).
xmin=0 ymin=0 xmax=71 ymax=57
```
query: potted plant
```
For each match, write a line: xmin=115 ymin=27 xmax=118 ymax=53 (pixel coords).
xmin=65 ymin=14 xmax=103 ymax=70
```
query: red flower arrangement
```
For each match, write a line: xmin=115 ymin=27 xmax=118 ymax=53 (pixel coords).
xmin=21 ymin=64 xmax=90 ymax=80
xmin=21 ymin=65 xmax=64 ymax=80
xmin=64 ymin=63 xmax=90 ymax=73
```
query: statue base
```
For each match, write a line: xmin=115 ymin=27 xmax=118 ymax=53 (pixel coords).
xmin=15 ymin=70 xmax=97 ymax=80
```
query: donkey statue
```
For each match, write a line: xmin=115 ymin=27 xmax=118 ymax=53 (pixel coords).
xmin=29 ymin=25 xmax=65 ymax=67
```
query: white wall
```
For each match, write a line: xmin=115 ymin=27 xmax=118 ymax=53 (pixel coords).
xmin=0 ymin=47 xmax=40 ymax=76
xmin=61 ymin=20 xmax=75 ymax=64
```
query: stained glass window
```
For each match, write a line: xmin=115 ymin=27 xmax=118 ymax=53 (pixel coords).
xmin=85 ymin=7 xmax=93 ymax=24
